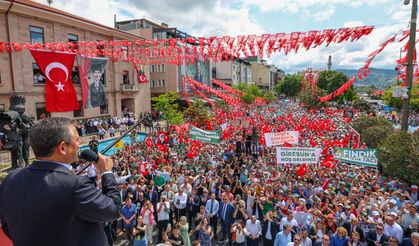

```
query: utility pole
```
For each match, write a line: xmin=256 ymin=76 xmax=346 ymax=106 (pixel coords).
xmin=401 ymin=0 xmax=417 ymax=131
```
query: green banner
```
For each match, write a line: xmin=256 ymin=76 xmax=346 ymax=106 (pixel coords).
xmin=334 ymin=148 xmax=378 ymax=167
xmin=189 ymin=126 xmax=220 ymax=144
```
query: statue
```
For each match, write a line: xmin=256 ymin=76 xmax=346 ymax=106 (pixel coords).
xmin=0 ymin=95 xmax=34 ymax=169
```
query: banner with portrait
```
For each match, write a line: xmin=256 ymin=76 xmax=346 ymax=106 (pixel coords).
xmin=77 ymin=56 xmax=108 ymax=108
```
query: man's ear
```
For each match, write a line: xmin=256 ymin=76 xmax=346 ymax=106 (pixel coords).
xmin=55 ymin=141 xmax=67 ymax=155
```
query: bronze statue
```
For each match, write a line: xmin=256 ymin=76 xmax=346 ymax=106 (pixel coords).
xmin=0 ymin=95 xmax=34 ymax=169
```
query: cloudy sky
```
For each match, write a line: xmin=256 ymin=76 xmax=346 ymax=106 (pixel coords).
xmin=35 ymin=0 xmax=411 ymax=73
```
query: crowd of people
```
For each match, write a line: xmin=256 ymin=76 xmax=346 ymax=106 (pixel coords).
xmin=79 ymin=99 xmax=418 ymax=246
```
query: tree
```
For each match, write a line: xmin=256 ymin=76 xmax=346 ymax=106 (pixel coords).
xmin=362 ymin=125 xmax=393 ymax=148
xmin=184 ymin=100 xmax=213 ymax=128
xmin=151 ymin=92 xmax=183 ymax=125
xmin=233 ymin=82 xmax=266 ymax=104
xmin=275 ymin=74 xmax=302 ymax=96
xmin=261 ymin=91 xmax=277 ymax=102
xmin=318 ymin=70 xmax=349 ymax=94
xmin=379 ymin=130 xmax=419 ymax=184
xmin=299 ymin=86 xmax=325 ymax=109
xmin=351 ymin=115 xmax=393 ymax=135
xmin=350 ymin=116 xmax=393 ymax=147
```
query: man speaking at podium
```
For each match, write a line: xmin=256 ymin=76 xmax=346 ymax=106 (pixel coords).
xmin=0 ymin=117 xmax=121 ymax=246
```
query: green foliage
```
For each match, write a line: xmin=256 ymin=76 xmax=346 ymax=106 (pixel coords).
xmin=275 ymin=74 xmax=302 ymax=96
xmin=318 ymin=70 xmax=349 ymax=94
xmin=184 ymin=100 xmax=213 ymax=128
xmin=261 ymin=91 xmax=277 ymax=102
xmin=379 ymin=130 xmax=419 ymax=184
xmin=362 ymin=125 xmax=394 ymax=148
xmin=151 ymin=92 xmax=183 ymax=125
xmin=350 ymin=116 xmax=393 ymax=147
xmin=345 ymin=88 xmax=356 ymax=101
xmin=299 ymin=86 xmax=325 ymax=109
xmin=352 ymin=98 xmax=372 ymax=113
xmin=233 ymin=82 xmax=264 ymax=104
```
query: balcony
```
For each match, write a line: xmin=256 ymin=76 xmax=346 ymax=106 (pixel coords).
xmin=120 ymin=84 xmax=139 ymax=92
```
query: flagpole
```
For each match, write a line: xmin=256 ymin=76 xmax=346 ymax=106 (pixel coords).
xmin=76 ymin=113 xmax=153 ymax=175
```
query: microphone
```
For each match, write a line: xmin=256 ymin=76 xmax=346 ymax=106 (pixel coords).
xmin=79 ymin=149 xmax=99 ymax=163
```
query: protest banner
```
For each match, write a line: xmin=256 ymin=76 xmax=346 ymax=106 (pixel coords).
xmin=276 ymin=147 xmax=321 ymax=164
xmin=190 ymin=126 xmax=221 ymax=144
xmin=265 ymin=131 xmax=299 ymax=147
xmin=334 ymin=148 xmax=378 ymax=167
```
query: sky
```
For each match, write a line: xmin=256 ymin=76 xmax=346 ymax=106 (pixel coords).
xmin=35 ymin=0 xmax=412 ymax=73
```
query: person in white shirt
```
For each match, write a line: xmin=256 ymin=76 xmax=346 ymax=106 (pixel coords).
xmin=174 ymin=189 xmax=187 ymax=223
xmin=246 ymin=215 xmax=262 ymax=246
xmin=384 ymin=216 xmax=403 ymax=243
xmin=231 ymin=220 xmax=247 ymax=246
xmin=205 ymin=193 xmax=220 ymax=239
xmin=300 ymin=227 xmax=313 ymax=246
xmin=280 ymin=212 xmax=299 ymax=231
xmin=156 ymin=195 xmax=170 ymax=243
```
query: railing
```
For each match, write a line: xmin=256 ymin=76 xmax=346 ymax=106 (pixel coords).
xmin=120 ymin=84 xmax=138 ymax=91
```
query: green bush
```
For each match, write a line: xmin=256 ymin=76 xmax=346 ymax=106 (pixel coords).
xmin=378 ymin=130 xmax=419 ymax=184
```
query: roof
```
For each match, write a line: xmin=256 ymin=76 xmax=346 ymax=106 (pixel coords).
xmin=3 ymin=0 xmax=143 ymax=40
xmin=371 ymin=90 xmax=384 ymax=95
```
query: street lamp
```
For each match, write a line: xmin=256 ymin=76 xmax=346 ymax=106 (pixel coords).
xmin=47 ymin=0 xmax=53 ymax=6
xmin=400 ymin=0 xmax=417 ymax=131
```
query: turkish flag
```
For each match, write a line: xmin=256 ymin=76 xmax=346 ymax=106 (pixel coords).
xmin=135 ymin=63 xmax=148 ymax=83
xmin=296 ymin=164 xmax=307 ymax=176
xmin=30 ymin=50 xmax=78 ymax=112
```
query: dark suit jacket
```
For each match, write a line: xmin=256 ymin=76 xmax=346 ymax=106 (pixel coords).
xmin=219 ymin=202 xmax=235 ymax=224
xmin=0 ymin=161 xmax=121 ymax=246
xmin=262 ymin=219 xmax=280 ymax=240
xmin=89 ymin=82 xmax=106 ymax=108
xmin=145 ymin=190 xmax=159 ymax=207
xmin=343 ymin=222 xmax=365 ymax=242
xmin=366 ymin=230 xmax=389 ymax=246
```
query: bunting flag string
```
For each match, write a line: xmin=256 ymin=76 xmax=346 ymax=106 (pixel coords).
xmin=319 ymin=33 xmax=398 ymax=102
xmin=0 ymin=25 xmax=374 ymax=65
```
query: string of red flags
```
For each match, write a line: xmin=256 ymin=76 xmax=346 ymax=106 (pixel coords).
xmin=319 ymin=33 xmax=398 ymax=102
xmin=0 ymin=25 xmax=374 ymax=65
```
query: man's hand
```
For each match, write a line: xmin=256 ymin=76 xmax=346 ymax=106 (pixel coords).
xmin=94 ymin=153 xmax=113 ymax=174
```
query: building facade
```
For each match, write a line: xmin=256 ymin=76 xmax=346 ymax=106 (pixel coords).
xmin=212 ymin=58 xmax=252 ymax=85
xmin=0 ymin=0 xmax=151 ymax=120
xmin=116 ymin=18 xmax=212 ymax=97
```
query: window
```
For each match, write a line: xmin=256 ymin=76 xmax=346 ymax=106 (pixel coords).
xmin=100 ymin=104 xmax=108 ymax=114
xmin=35 ymin=103 xmax=50 ymax=120
xmin=30 ymin=26 xmax=44 ymax=43
xmin=73 ymin=101 xmax=84 ymax=117
xmin=0 ymin=70 xmax=2 ymax=84
xmin=33 ymin=63 xmax=46 ymax=84
xmin=0 ymin=104 xmax=4 ymax=113
xmin=162 ymin=80 xmax=166 ymax=87
xmin=161 ymin=64 xmax=165 ymax=72
xmin=158 ymin=80 xmax=162 ymax=87
xmin=151 ymin=65 xmax=155 ymax=73
xmin=68 ymin=33 xmax=78 ymax=50
xmin=72 ymin=65 xmax=80 ymax=84
xmin=123 ymin=70 xmax=130 ymax=84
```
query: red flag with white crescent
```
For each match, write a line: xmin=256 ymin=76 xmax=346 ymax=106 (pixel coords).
xmin=30 ymin=50 xmax=78 ymax=112
xmin=135 ymin=63 xmax=149 ymax=83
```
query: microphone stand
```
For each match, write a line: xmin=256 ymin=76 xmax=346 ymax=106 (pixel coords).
xmin=76 ymin=114 xmax=153 ymax=175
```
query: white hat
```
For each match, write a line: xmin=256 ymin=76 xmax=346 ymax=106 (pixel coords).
xmin=390 ymin=199 xmax=397 ymax=205
xmin=372 ymin=211 xmax=380 ymax=216
xmin=390 ymin=212 xmax=398 ymax=217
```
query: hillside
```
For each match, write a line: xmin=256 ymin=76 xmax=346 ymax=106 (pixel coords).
xmin=336 ymin=67 xmax=398 ymax=89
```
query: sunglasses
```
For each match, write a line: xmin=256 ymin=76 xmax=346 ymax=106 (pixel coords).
xmin=377 ymin=228 xmax=383 ymax=231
